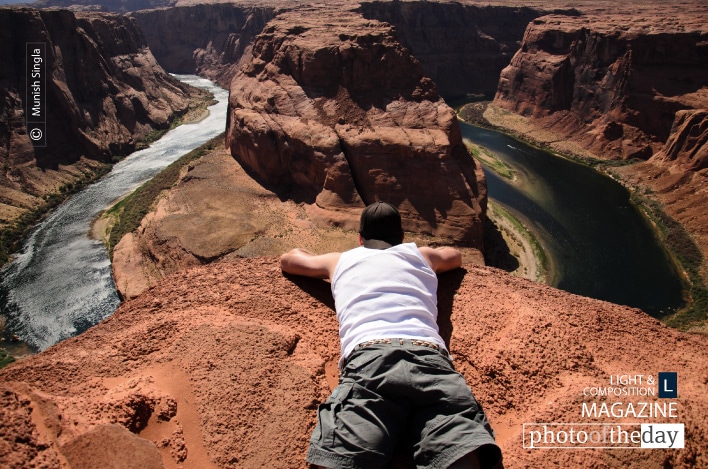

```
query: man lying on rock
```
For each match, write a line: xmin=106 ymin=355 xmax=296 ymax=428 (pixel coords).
xmin=280 ymin=201 xmax=502 ymax=469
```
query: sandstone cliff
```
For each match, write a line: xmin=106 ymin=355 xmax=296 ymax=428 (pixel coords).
xmin=131 ymin=4 xmax=277 ymax=88
xmin=494 ymin=14 xmax=708 ymax=163
xmin=653 ymin=110 xmax=708 ymax=172
xmin=0 ymin=7 xmax=203 ymax=231
xmin=127 ymin=2 xmax=560 ymax=103
xmin=358 ymin=1 xmax=560 ymax=99
xmin=3 ymin=257 xmax=708 ymax=468
xmin=226 ymin=7 xmax=487 ymax=247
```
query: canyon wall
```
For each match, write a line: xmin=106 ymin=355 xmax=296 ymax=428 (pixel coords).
xmin=358 ymin=1 xmax=563 ymax=99
xmin=0 ymin=7 xmax=202 ymax=228
xmin=131 ymin=4 xmax=278 ymax=88
xmin=123 ymin=2 xmax=570 ymax=101
xmin=654 ymin=109 xmax=708 ymax=172
xmin=494 ymin=14 xmax=708 ymax=163
xmin=225 ymin=7 xmax=487 ymax=246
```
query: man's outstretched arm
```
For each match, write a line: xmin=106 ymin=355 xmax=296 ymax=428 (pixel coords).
xmin=280 ymin=248 xmax=341 ymax=280
xmin=418 ymin=246 xmax=462 ymax=274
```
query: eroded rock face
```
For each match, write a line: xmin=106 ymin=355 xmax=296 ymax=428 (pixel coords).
xmin=0 ymin=8 xmax=202 ymax=225
xmin=131 ymin=4 xmax=277 ymax=88
xmin=226 ymin=8 xmax=486 ymax=246
xmin=358 ymin=1 xmax=555 ymax=99
xmin=655 ymin=109 xmax=708 ymax=171
xmin=494 ymin=14 xmax=708 ymax=161
xmin=3 ymin=257 xmax=708 ymax=467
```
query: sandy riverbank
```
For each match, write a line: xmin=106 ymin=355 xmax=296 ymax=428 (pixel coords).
xmin=486 ymin=201 xmax=546 ymax=283
xmin=88 ymin=103 xmax=213 ymax=246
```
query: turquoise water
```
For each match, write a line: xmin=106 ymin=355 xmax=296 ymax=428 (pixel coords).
xmin=460 ymin=122 xmax=685 ymax=317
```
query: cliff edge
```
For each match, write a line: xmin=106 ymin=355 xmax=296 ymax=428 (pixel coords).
xmin=2 ymin=257 xmax=707 ymax=467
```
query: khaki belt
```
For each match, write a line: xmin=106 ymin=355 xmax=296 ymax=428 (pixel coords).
xmin=355 ymin=338 xmax=449 ymax=356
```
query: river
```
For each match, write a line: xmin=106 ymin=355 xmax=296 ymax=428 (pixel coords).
xmin=0 ymin=80 xmax=685 ymax=353
xmin=0 ymin=75 xmax=228 ymax=353
xmin=459 ymin=121 xmax=685 ymax=317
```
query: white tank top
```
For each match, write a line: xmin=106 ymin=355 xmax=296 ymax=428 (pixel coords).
xmin=331 ymin=243 xmax=447 ymax=367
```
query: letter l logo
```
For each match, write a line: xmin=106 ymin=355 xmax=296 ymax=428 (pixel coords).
xmin=658 ymin=372 xmax=678 ymax=398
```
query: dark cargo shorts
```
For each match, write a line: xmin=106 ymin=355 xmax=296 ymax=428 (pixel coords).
xmin=307 ymin=340 xmax=502 ymax=469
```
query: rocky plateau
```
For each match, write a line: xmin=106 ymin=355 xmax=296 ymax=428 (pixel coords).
xmin=2 ymin=258 xmax=708 ymax=468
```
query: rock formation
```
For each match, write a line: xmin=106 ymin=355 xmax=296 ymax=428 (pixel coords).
xmin=358 ymin=1 xmax=558 ymax=99
xmin=494 ymin=14 xmax=708 ymax=162
xmin=131 ymin=4 xmax=277 ymax=88
xmin=226 ymin=8 xmax=487 ymax=247
xmin=119 ymin=2 xmax=562 ymax=101
xmin=3 ymin=257 xmax=708 ymax=468
xmin=0 ymin=7 xmax=203 ymax=229
xmin=654 ymin=109 xmax=708 ymax=171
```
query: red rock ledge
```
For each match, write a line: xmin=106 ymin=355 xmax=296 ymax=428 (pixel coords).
xmin=1 ymin=257 xmax=706 ymax=468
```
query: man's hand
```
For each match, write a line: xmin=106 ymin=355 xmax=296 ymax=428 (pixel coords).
xmin=280 ymin=248 xmax=341 ymax=279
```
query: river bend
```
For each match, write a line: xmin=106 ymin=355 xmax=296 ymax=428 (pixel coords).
xmin=0 ymin=76 xmax=228 ymax=352
xmin=1 ymin=81 xmax=685 ymax=352
xmin=460 ymin=122 xmax=684 ymax=317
